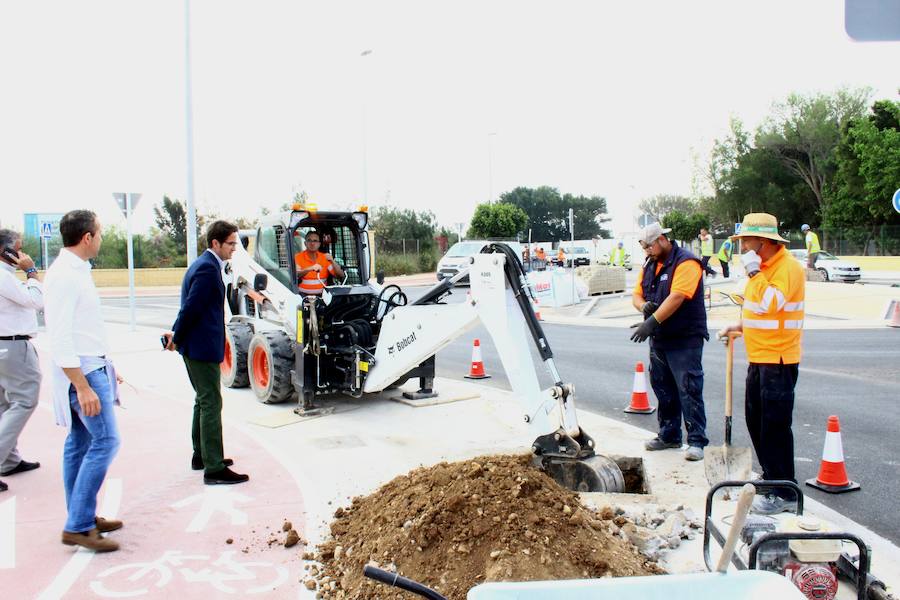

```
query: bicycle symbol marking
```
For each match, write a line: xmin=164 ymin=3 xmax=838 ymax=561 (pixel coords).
xmin=89 ymin=550 xmax=289 ymax=597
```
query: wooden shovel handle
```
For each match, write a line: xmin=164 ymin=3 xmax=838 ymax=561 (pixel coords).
xmin=716 ymin=483 xmax=756 ymax=572
xmin=725 ymin=334 xmax=735 ymax=418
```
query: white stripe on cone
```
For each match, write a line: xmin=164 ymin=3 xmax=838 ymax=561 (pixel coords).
xmin=472 ymin=344 xmax=483 ymax=363
xmin=633 ymin=369 xmax=646 ymax=394
xmin=822 ymin=430 xmax=844 ymax=463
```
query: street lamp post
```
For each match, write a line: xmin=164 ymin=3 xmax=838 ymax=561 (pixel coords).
xmin=184 ymin=0 xmax=198 ymax=264
xmin=487 ymin=132 xmax=497 ymax=204
xmin=360 ymin=49 xmax=373 ymax=205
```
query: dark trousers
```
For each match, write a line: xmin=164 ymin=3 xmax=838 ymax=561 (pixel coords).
xmin=807 ymin=253 xmax=819 ymax=269
xmin=720 ymin=260 xmax=730 ymax=278
xmin=649 ymin=344 xmax=709 ymax=448
xmin=183 ymin=356 xmax=225 ymax=474
xmin=700 ymin=256 xmax=716 ymax=275
xmin=745 ymin=362 xmax=799 ymax=490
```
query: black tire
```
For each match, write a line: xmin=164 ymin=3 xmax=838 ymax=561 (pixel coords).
xmin=247 ymin=330 xmax=295 ymax=404
xmin=222 ymin=322 xmax=252 ymax=388
xmin=817 ymin=267 xmax=830 ymax=282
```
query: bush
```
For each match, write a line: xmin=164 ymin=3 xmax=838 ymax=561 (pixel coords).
xmin=376 ymin=250 xmax=440 ymax=276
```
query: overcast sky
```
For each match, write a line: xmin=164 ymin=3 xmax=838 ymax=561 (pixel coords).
xmin=1 ymin=0 xmax=897 ymax=238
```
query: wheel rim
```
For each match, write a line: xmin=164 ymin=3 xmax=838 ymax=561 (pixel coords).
xmin=252 ymin=345 xmax=270 ymax=389
xmin=221 ymin=337 xmax=233 ymax=375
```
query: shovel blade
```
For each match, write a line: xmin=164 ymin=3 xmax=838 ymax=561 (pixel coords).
xmin=705 ymin=445 xmax=753 ymax=485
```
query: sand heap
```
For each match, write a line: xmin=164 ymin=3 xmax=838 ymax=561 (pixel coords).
xmin=307 ymin=454 xmax=663 ymax=599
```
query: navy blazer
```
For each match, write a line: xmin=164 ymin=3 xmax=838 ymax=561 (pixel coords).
xmin=172 ymin=250 xmax=226 ymax=363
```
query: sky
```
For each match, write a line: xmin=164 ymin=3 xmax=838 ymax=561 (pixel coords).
xmin=0 ymin=0 xmax=897 ymax=239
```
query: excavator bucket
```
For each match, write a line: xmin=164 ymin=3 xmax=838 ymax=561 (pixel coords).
xmin=541 ymin=454 xmax=625 ymax=493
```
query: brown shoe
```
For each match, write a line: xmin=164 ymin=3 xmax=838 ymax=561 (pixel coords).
xmin=61 ymin=528 xmax=119 ymax=552
xmin=96 ymin=516 xmax=123 ymax=533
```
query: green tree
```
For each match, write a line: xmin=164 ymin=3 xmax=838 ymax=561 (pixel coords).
xmin=154 ymin=196 xmax=189 ymax=251
xmin=638 ymin=194 xmax=696 ymax=224
xmin=467 ymin=203 xmax=528 ymax=239
xmin=757 ymin=87 xmax=871 ymax=219
xmin=662 ymin=211 xmax=710 ymax=244
xmin=370 ymin=206 xmax=437 ymax=250
xmin=499 ymin=186 xmax=610 ymax=241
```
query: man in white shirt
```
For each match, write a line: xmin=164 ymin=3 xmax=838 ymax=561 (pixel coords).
xmin=44 ymin=210 xmax=122 ymax=552
xmin=0 ymin=229 xmax=43 ymax=493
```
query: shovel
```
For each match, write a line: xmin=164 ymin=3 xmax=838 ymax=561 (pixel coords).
xmin=705 ymin=332 xmax=752 ymax=484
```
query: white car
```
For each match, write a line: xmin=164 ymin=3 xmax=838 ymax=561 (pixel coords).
xmin=437 ymin=240 xmax=523 ymax=283
xmin=558 ymin=245 xmax=592 ymax=267
xmin=789 ymin=250 xmax=861 ymax=282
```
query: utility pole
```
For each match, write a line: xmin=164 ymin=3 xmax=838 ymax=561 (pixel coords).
xmin=184 ymin=0 xmax=198 ymax=264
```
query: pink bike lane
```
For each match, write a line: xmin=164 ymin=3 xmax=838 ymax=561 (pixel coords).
xmin=3 ymin=350 xmax=308 ymax=599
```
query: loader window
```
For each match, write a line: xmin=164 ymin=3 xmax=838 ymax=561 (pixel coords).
xmin=256 ymin=226 xmax=292 ymax=289
xmin=292 ymin=225 xmax=364 ymax=285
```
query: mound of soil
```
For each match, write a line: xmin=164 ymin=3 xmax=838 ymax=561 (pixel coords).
xmin=310 ymin=454 xmax=663 ymax=599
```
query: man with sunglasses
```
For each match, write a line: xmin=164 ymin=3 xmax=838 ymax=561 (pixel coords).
xmin=631 ymin=223 xmax=709 ymax=462
xmin=294 ymin=231 xmax=344 ymax=295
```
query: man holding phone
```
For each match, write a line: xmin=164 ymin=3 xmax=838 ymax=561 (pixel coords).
xmin=0 ymin=229 xmax=43 ymax=493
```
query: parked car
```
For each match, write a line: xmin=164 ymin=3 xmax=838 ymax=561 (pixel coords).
xmin=559 ymin=245 xmax=591 ymax=267
xmin=436 ymin=240 xmax=523 ymax=283
xmin=789 ymin=249 xmax=861 ymax=282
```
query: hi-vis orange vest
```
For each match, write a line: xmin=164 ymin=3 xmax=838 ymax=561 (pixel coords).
xmin=741 ymin=246 xmax=805 ymax=364
xmin=294 ymin=251 xmax=333 ymax=295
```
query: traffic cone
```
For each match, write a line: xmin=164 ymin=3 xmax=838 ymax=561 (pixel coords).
xmin=624 ymin=361 xmax=656 ymax=414
xmin=464 ymin=339 xmax=491 ymax=380
xmin=806 ymin=415 xmax=860 ymax=494
xmin=532 ymin=298 xmax=543 ymax=321
xmin=888 ymin=299 xmax=900 ymax=328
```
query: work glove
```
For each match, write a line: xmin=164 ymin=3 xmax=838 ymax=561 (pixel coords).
xmin=630 ymin=315 xmax=660 ymax=343
xmin=641 ymin=301 xmax=659 ymax=319
xmin=740 ymin=250 xmax=762 ymax=275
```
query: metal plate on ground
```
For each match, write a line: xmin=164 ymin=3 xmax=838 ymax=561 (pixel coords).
xmin=390 ymin=390 xmax=481 ymax=407
xmin=248 ymin=404 xmax=358 ymax=428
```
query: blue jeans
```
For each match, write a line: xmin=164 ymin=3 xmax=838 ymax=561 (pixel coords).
xmin=649 ymin=344 xmax=709 ymax=448
xmin=63 ymin=367 xmax=121 ymax=533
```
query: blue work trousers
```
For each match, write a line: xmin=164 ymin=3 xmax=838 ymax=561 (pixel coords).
xmin=648 ymin=344 xmax=709 ymax=448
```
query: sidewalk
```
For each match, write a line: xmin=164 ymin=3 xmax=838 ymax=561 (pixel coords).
xmin=3 ymin=321 xmax=897 ymax=598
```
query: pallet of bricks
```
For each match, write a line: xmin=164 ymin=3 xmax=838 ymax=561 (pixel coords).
xmin=575 ymin=264 xmax=627 ymax=295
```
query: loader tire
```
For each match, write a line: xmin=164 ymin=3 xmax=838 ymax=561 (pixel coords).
xmin=247 ymin=330 xmax=295 ymax=404
xmin=221 ymin=322 xmax=252 ymax=388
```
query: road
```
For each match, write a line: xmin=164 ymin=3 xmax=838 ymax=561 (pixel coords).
xmin=102 ymin=289 xmax=900 ymax=545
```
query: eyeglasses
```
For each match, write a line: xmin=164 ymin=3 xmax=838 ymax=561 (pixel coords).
xmin=307 ymin=239 xmax=320 ymax=244
xmin=639 ymin=239 xmax=659 ymax=250
xmin=223 ymin=241 xmax=238 ymax=247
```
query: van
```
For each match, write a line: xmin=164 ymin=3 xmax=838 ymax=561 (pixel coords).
xmin=436 ymin=240 xmax=524 ymax=283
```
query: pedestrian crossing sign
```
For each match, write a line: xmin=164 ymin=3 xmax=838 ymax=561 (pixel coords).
xmin=40 ymin=222 xmax=53 ymax=239
xmin=734 ymin=223 xmax=742 ymax=234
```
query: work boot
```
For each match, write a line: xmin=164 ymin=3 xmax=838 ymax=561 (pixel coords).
xmin=96 ymin=517 xmax=123 ymax=533
xmin=684 ymin=446 xmax=704 ymax=461
xmin=1 ymin=460 xmax=40 ymax=476
xmin=204 ymin=467 xmax=249 ymax=485
xmin=750 ymin=494 xmax=798 ymax=516
xmin=0 ymin=479 xmax=7 ymax=492
xmin=192 ymin=455 xmax=234 ymax=471
xmin=644 ymin=437 xmax=682 ymax=451
xmin=61 ymin=528 xmax=119 ymax=552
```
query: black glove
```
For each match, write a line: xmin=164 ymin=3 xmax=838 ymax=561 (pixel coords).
xmin=641 ymin=301 xmax=659 ymax=319
xmin=630 ymin=315 xmax=660 ymax=343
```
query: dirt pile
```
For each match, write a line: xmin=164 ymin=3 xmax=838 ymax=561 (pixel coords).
xmin=308 ymin=454 xmax=663 ymax=599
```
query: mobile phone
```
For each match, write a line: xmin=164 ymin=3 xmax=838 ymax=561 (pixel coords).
xmin=160 ymin=335 xmax=169 ymax=349
xmin=1 ymin=246 xmax=17 ymax=264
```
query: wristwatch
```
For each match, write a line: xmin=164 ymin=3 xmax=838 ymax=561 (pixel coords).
xmin=25 ymin=267 xmax=38 ymax=276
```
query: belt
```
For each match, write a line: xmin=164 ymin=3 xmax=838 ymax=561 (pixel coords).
xmin=0 ymin=335 xmax=31 ymax=341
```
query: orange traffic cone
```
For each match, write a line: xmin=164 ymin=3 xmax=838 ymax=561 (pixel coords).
xmin=464 ymin=339 xmax=491 ymax=380
xmin=806 ymin=415 xmax=860 ymax=493
xmin=888 ymin=299 xmax=900 ymax=328
xmin=624 ymin=361 xmax=656 ymax=414
xmin=532 ymin=298 xmax=543 ymax=321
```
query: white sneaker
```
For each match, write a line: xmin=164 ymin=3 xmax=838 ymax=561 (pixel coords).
xmin=685 ymin=446 xmax=704 ymax=461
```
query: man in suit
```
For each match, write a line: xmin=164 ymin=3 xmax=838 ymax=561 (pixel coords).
xmin=164 ymin=221 xmax=248 ymax=485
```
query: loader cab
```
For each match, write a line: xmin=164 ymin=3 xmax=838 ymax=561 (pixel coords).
xmin=254 ymin=208 xmax=371 ymax=294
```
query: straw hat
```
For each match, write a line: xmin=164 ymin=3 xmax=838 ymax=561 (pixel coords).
xmin=731 ymin=213 xmax=789 ymax=243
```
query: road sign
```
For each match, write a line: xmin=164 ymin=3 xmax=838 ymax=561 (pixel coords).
xmin=638 ymin=214 xmax=656 ymax=228
xmin=40 ymin=222 xmax=53 ymax=239
xmin=734 ymin=222 xmax=742 ymax=234
xmin=893 ymin=188 xmax=900 ymax=214
xmin=113 ymin=192 xmax=142 ymax=216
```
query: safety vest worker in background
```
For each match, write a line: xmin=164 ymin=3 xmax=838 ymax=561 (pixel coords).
xmin=556 ymin=247 xmax=566 ymax=266
xmin=716 ymin=238 xmax=734 ymax=278
xmin=611 ymin=242 xmax=627 ymax=267
xmin=801 ymin=224 xmax=820 ymax=269
xmin=719 ymin=212 xmax=805 ymax=515
xmin=294 ymin=230 xmax=345 ymax=295
xmin=699 ymin=228 xmax=716 ymax=277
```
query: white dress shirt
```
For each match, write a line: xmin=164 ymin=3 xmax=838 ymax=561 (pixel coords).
xmin=44 ymin=248 xmax=114 ymax=428
xmin=0 ymin=262 xmax=43 ymax=337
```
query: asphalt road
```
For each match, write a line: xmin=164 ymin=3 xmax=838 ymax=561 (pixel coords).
xmin=103 ymin=291 xmax=900 ymax=546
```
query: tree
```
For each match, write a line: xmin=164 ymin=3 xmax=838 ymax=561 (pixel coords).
xmin=499 ymin=186 xmax=611 ymax=241
xmin=638 ymin=194 xmax=696 ymax=224
xmin=662 ymin=210 xmax=709 ymax=244
xmin=154 ymin=196 xmax=188 ymax=251
xmin=467 ymin=203 xmax=528 ymax=239
xmin=369 ymin=206 xmax=437 ymax=251
xmin=757 ymin=88 xmax=871 ymax=219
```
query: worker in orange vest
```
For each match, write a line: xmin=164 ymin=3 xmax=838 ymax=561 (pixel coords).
xmin=294 ymin=230 xmax=345 ymax=295
xmin=719 ymin=212 xmax=805 ymax=515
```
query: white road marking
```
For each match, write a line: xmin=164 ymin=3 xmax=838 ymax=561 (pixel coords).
xmin=0 ymin=497 xmax=15 ymax=569
xmin=170 ymin=488 xmax=252 ymax=532
xmin=37 ymin=478 xmax=123 ymax=600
